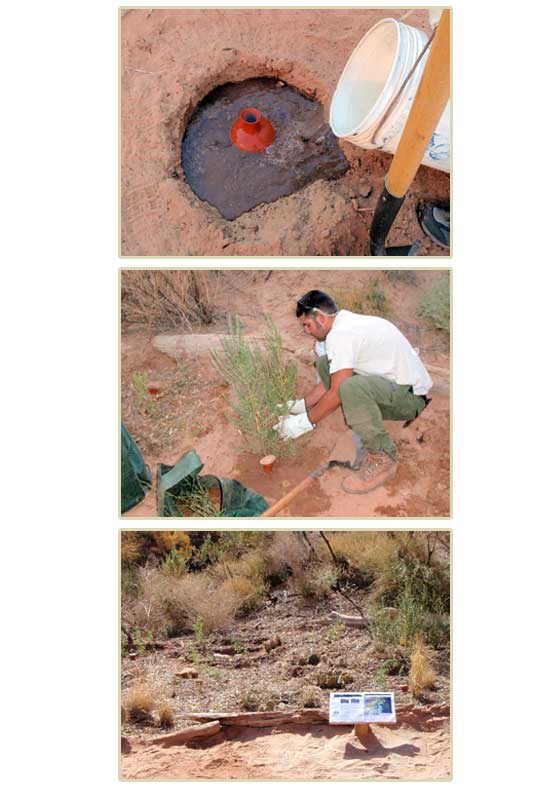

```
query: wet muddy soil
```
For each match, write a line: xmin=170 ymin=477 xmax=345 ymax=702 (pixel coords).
xmin=182 ymin=78 xmax=348 ymax=220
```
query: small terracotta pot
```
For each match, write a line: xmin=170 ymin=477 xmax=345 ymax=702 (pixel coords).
xmin=260 ymin=454 xmax=276 ymax=474
xmin=230 ymin=107 xmax=276 ymax=153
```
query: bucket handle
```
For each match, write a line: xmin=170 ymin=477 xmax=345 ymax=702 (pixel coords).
xmin=371 ymin=28 xmax=436 ymax=147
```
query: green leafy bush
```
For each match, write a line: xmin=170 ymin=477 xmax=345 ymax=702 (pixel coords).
xmin=417 ymin=276 xmax=450 ymax=333
xmin=211 ymin=318 xmax=298 ymax=456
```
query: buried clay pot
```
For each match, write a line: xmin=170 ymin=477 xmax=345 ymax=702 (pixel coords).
xmin=260 ymin=454 xmax=276 ymax=474
xmin=230 ymin=107 xmax=276 ymax=153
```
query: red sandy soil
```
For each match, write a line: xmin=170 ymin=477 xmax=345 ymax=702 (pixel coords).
xmin=121 ymin=8 xmax=450 ymax=256
xmin=121 ymin=714 xmax=450 ymax=780
xmin=121 ymin=270 xmax=450 ymax=518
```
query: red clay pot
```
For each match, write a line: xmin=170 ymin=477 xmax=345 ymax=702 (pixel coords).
xmin=230 ymin=107 xmax=276 ymax=153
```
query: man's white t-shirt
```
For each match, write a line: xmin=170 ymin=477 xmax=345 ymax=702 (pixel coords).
xmin=325 ymin=310 xmax=433 ymax=396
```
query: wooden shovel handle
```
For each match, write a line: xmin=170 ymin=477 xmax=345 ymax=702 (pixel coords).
xmin=261 ymin=475 xmax=316 ymax=517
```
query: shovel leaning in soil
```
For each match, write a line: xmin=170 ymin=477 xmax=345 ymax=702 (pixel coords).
xmin=261 ymin=459 xmax=354 ymax=517
xmin=369 ymin=9 xmax=450 ymax=255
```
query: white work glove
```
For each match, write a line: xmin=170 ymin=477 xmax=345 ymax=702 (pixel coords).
xmin=273 ymin=412 xmax=314 ymax=440
xmin=277 ymin=399 xmax=306 ymax=415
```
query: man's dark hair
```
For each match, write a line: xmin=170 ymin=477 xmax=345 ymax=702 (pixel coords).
xmin=295 ymin=290 xmax=338 ymax=318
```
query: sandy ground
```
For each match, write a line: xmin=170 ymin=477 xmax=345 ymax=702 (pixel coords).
xmin=121 ymin=8 xmax=450 ymax=256
xmin=121 ymin=270 xmax=450 ymax=519
xmin=121 ymin=711 xmax=451 ymax=780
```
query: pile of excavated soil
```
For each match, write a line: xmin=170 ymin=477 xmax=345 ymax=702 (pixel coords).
xmin=121 ymin=269 xmax=450 ymax=518
xmin=121 ymin=8 xmax=450 ymax=256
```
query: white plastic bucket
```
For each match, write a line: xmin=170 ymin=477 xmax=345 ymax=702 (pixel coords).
xmin=329 ymin=18 xmax=450 ymax=173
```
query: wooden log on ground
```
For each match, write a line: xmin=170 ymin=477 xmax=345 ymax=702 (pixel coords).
xmin=183 ymin=709 xmax=328 ymax=727
xmin=152 ymin=333 xmax=267 ymax=360
xmin=329 ymin=611 xmax=369 ymax=628
xmin=149 ymin=720 xmax=222 ymax=747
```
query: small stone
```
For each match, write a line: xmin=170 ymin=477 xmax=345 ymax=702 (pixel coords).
xmin=359 ymin=183 xmax=373 ymax=198
xmin=264 ymin=634 xmax=282 ymax=652
xmin=176 ymin=667 xmax=198 ymax=679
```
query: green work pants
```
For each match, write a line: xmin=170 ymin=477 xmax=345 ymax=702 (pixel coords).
xmin=316 ymin=356 xmax=426 ymax=459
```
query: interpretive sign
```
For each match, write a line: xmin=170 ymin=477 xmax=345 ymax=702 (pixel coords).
xmin=329 ymin=692 xmax=396 ymax=724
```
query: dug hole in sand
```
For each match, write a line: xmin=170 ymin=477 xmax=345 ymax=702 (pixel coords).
xmin=121 ymin=8 xmax=450 ymax=256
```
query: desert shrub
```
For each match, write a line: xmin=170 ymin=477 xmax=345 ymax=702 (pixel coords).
xmin=301 ymin=686 xmax=320 ymax=708
xmin=121 ymin=270 xmax=219 ymax=329
xmin=222 ymin=575 xmax=267 ymax=614
xmin=121 ymin=532 xmax=145 ymax=565
xmin=266 ymin=532 xmax=310 ymax=579
xmin=177 ymin=573 xmax=240 ymax=633
xmin=126 ymin=685 xmax=155 ymax=722
xmin=417 ymin=275 xmax=450 ymax=333
xmin=328 ymin=532 xmax=400 ymax=580
xmin=151 ymin=532 xmax=192 ymax=559
xmin=409 ymin=634 xmax=437 ymax=696
xmin=333 ymin=277 xmax=390 ymax=317
xmin=161 ymin=548 xmax=190 ymax=577
xmin=211 ymin=317 xmax=298 ymax=457
xmin=296 ymin=565 xmax=338 ymax=600
xmin=197 ymin=532 xmax=268 ymax=566
xmin=370 ymin=547 xmax=450 ymax=650
xmin=121 ymin=564 xmax=143 ymax=600
xmin=157 ymin=702 xmax=175 ymax=728
xmin=240 ymin=690 xmax=259 ymax=711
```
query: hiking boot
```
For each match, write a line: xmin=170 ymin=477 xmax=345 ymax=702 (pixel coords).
xmin=341 ymin=451 xmax=398 ymax=495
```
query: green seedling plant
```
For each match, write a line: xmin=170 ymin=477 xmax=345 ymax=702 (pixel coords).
xmin=132 ymin=371 xmax=160 ymax=416
xmin=211 ymin=317 xmax=298 ymax=457
xmin=134 ymin=627 xmax=154 ymax=656
xmin=374 ymin=662 xmax=389 ymax=691
xmin=193 ymin=616 xmax=206 ymax=647
xmin=325 ymin=621 xmax=347 ymax=643
xmin=190 ymin=648 xmax=201 ymax=669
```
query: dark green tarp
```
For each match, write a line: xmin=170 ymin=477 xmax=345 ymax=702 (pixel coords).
xmin=121 ymin=423 xmax=152 ymax=514
xmin=157 ymin=449 xmax=268 ymax=518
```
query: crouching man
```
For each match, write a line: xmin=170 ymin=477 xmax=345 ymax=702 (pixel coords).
xmin=273 ymin=290 xmax=432 ymax=494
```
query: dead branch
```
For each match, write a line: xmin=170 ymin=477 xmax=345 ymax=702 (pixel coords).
xmin=149 ymin=721 xmax=222 ymax=747
xmin=329 ymin=611 xmax=369 ymax=629
xmin=319 ymin=531 xmax=339 ymax=566
xmin=183 ymin=709 xmax=328 ymax=727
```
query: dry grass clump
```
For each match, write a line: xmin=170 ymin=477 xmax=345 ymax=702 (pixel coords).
xmin=176 ymin=573 xmax=240 ymax=633
xmin=409 ymin=634 xmax=437 ymax=696
xmin=328 ymin=532 xmax=399 ymax=576
xmin=266 ymin=532 xmax=309 ymax=578
xmin=333 ymin=277 xmax=390 ymax=317
xmin=240 ymin=690 xmax=259 ymax=711
xmin=126 ymin=685 xmax=155 ymax=722
xmin=122 ymin=563 xmax=238 ymax=638
xmin=157 ymin=702 xmax=175 ymax=728
xmin=121 ymin=270 xmax=219 ymax=329
xmin=301 ymin=686 xmax=320 ymax=708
